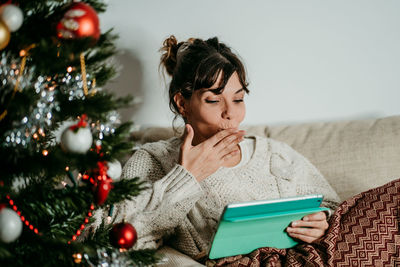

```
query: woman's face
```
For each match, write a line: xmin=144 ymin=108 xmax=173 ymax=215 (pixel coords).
xmin=178 ymin=71 xmax=246 ymax=145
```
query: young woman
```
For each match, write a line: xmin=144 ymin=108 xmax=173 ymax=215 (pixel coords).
xmin=91 ymin=36 xmax=340 ymax=262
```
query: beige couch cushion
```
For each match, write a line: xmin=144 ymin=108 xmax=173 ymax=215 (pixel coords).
xmin=266 ymin=115 xmax=400 ymax=201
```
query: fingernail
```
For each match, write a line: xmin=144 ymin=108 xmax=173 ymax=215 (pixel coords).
xmin=303 ymin=217 xmax=309 ymax=221
xmin=287 ymin=227 xmax=292 ymax=232
xmin=292 ymin=221 xmax=298 ymax=227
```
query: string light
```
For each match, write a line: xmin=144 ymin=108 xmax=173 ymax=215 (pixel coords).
xmin=6 ymin=195 xmax=40 ymax=235
xmin=73 ymin=253 xmax=82 ymax=264
xmin=42 ymin=150 xmax=48 ymax=156
xmin=19 ymin=49 xmax=26 ymax=57
xmin=107 ymin=204 xmax=114 ymax=224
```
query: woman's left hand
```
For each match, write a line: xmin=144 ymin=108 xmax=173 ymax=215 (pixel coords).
xmin=286 ymin=211 xmax=329 ymax=243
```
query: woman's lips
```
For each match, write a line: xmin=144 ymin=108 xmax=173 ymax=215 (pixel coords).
xmin=218 ymin=127 xmax=239 ymax=132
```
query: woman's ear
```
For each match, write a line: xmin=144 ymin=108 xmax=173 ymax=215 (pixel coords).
xmin=173 ymin=93 xmax=187 ymax=117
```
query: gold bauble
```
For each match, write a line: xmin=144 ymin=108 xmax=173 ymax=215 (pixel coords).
xmin=0 ymin=20 xmax=10 ymax=50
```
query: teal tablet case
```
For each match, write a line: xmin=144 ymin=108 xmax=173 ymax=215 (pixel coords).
xmin=208 ymin=195 xmax=328 ymax=259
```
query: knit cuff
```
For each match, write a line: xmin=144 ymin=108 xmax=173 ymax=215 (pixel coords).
xmin=162 ymin=164 xmax=203 ymax=202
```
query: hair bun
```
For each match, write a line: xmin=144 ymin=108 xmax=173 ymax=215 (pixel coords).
xmin=160 ymin=35 xmax=179 ymax=76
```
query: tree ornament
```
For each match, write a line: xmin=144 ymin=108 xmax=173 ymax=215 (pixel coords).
xmin=0 ymin=4 xmax=23 ymax=32
xmin=0 ymin=207 xmax=23 ymax=243
xmin=107 ymin=160 xmax=122 ymax=181
xmin=109 ymin=222 xmax=137 ymax=249
xmin=61 ymin=114 xmax=93 ymax=154
xmin=95 ymin=176 xmax=113 ymax=205
xmin=94 ymin=161 xmax=113 ymax=205
xmin=56 ymin=2 xmax=100 ymax=41
xmin=0 ymin=20 xmax=10 ymax=50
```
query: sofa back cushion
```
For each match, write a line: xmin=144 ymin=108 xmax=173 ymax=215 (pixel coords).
xmin=266 ymin=115 xmax=400 ymax=200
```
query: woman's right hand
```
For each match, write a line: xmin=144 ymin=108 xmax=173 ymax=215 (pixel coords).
xmin=179 ymin=124 xmax=245 ymax=182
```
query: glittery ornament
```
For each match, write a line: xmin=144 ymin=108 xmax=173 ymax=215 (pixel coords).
xmin=0 ymin=52 xmax=35 ymax=93
xmin=3 ymin=73 xmax=59 ymax=148
xmin=84 ymin=248 xmax=135 ymax=267
xmin=0 ymin=53 xmax=55 ymax=149
xmin=56 ymin=2 xmax=100 ymax=41
xmin=59 ymin=71 xmax=96 ymax=100
xmin=91 ymin=111 xmax=120 ymax=143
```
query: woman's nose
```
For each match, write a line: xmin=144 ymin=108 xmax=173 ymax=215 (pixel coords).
xmin=221 ymin=103 xmax=232 ymax=120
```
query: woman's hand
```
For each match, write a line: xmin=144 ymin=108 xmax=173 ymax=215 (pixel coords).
xmin=286 ymin=211 xmax=329 ymax=243
xmin=179 ymin=124 xmax=245 ymax=182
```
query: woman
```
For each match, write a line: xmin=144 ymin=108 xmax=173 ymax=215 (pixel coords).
xmin=92 ymin=35 xmax=340 ymax=262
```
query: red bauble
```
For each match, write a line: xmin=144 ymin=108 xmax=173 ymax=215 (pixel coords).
xmin=95 ymin=177 xmax=113 ymax=205
xmin=56 ymin=2 xmax=100 ymax=41
xmin=109 ymin=222 xmax=137 ymax=249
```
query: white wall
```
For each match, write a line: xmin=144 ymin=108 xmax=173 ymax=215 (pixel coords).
xmin=100 ymin=0 xmax=400 ymax=127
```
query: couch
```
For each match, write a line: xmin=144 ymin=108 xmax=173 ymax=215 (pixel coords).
xmin=130 ymin=115 xmax=400 ymax=267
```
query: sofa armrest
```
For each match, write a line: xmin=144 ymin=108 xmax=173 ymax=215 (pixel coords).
xmin=156 ymin=246 xmax=205 ymax=267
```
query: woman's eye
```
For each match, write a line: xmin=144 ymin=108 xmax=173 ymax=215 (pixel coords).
xmin=205 ymin=99 xmax=219 ymax=103
xmin=234 ymin=99 xmax=244 ymax=103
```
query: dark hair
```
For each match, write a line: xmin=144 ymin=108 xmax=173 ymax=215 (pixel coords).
xmin=159 ymin=35 xmax=249 ymax=124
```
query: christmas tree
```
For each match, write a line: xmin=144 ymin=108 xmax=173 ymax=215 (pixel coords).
xmin=0 ymin=1 xmax=159 ymax=266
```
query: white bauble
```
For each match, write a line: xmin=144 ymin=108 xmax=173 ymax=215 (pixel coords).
xmin=107 ymin=160 xmax=122 ymax=181
xmin=61 ymin=127 xmax=93 ymax=154
xmin=0 ymin=4 xmax=23 ymax=32
xmin=0 ymin=208 xmax=23 ymax=243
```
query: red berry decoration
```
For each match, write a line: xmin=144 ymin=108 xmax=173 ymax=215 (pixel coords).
xmin=56 ymin=2 xmax=100 ymax=41
xmin=109 ymin=222 xmax=137 ymax=249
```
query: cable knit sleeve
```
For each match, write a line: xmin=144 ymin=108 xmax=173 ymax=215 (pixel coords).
xmin=90 ymin=149 xmax=204 ymax=250
xmin=268 ymin=139 xmax=340 ymax=211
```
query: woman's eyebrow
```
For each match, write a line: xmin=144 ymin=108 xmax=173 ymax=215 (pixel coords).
xmin=235 ymin=88 xmax=245 ymax=94
xmin=201 ymin=87 xmax=244 ymax=95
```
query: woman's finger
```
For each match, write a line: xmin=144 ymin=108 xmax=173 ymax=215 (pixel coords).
xmin=286 ymin=226 xmax=324 ymax=238
xmin=291 ymin=219 xmax=329 ymax=230
xmin=207 ymin=128 xmax=239 ymax=147
xmin=214 ymin=131 xmax=245 ymax=153
xmin=216 ymin=135 xmax=244 ymax=156
xmin=221 ymin=148 xmax=240 ymax=161
xmin=303 ymin=211 xmax=326 ymax=221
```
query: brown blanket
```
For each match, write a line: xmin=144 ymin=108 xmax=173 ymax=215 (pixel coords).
xmin=207 ymin=179 xmax=400 ymax=267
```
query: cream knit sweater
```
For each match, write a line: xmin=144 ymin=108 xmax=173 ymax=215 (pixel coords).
xmin=91 ymin=135 xmax=340 ymax=260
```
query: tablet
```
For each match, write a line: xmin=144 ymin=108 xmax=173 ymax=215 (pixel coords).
xmin=208 ymin=194 xmax=329 ymax=259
